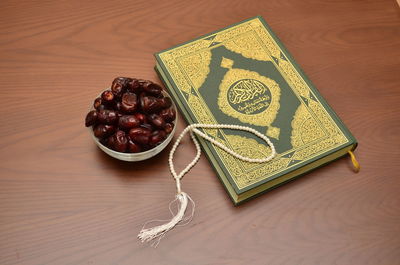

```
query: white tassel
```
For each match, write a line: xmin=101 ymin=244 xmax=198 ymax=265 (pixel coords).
xmin=138 ymin=192 xmax=195 ymax=247
xmin=138 ymin=124 xmax=276 ymax=246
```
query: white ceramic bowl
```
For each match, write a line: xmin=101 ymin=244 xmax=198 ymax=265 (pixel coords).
xmin=88 ymin=89 xmax=177 ymax=161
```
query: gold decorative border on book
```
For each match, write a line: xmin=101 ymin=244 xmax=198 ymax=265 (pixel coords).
xmin=159 ymin=18 xmax=349 ymax=190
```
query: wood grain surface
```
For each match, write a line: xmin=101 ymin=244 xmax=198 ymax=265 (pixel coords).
xmin=1 ymin=0 xmax=399 ymax=264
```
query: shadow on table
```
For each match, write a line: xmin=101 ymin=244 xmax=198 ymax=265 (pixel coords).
xmin=93 ymin=144 xmax=172 ymax=181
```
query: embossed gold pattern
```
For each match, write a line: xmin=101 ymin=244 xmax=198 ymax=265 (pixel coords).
xmin=267 ymin=126 xmax=280 ymax=140
xmin=187 ymin=94 xmax=218 ymax=137
xmin=218 ymin=68 xmax=281 ymax=127
xmin=177 ymin=50 xmax=211 ymax=89
xmin=224 ymin=31 xmax=270 ymax=61
xmin=291 ymin=104 xmax=326 ymax=149
xmin=221 ymin=57 xmax=234 ymax=69
xmin=158 ymin=17 xmax=349 ymax=189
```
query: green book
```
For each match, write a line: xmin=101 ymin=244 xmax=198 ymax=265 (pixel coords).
xmin=154 ymin=16 xmax=357 ymax=205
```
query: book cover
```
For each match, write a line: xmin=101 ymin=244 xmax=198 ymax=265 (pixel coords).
xmin=154 ymin=16 xmax=357 ymax=204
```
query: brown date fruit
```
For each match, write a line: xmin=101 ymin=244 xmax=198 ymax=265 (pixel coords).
xmin=148 ymin=114 xmax=165 ymax=128
xmin=143 ymin=82 xmax=162 ymax=96
xmin=106 ymin=135 xmax=115 ymax=149
xmin=140 ymin=80 xmax=152 ymax=87
xmin=111 ymin=85 xmax=123 ymax=97
xmin=88 ymin=77 xmax=176 ymax=153
xmin=128 ymin=139 xmax=141 ymax=153
xmin=164 ymin=122 xmax=174 ymax=134
xmin=134 ymin=113 xmax=147 ymax=124
xmin=140 ymin=123 xmax=153 ymax=131
xmin=99 ymin=137 xmax=108 ymax=147
xmin=103 ymin=125 xmax=117 ymax=137
xmin=93 ymin=124 xmax=116 ymax=138
xmin=93 ymin=97 xmax=102 ymax=110
xmin=85 ymin=110 xmax=98 ymax=127
xmin=149 ymin=130 xmax=167 ymax=146
xmin=127 ymin=78 xmax=141 ymax=94
xmin=98 ymin=109 xmax=118 ymax=124
xmin=113 ymin=130 xmax=128 ymax=152
xmin=111 ymin=77 xmax=129 ymax=96
xmin=97 ymin=104 xmax=106 ymax=111
xmin=141 ymin=144 xmax=151 ymax=152
xmin=112 ymin=77 xmax=129 ymax=85
xmin=118 ymin=115 xmax=140 ymax=129
xmin=129 ymin=127 xmax=151 ymax=145
xmin=101 ymin=90 xmax=114 ymax=103
xmin=153 ymin=130 xmax=166 ymax=138
xmin=140 ymin=94 xmax=162 ymax=113
xmin=160 ymin=97 xmax=172 ymax=108
xmin=159 ymin=107 xmax=176 ymax=122
xmin=121 ymin=92 xmax=138 ymax=113
xmin=138 ymin=79 xmax=149 ymax=86
xmin=115 ymin=102 xmax=122 ymax=112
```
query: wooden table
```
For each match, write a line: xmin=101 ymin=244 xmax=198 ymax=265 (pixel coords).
xmin=1 ymin=0 xmax=399 ymax=264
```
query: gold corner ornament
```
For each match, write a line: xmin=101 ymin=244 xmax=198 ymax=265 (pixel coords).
xmin=217 ymin=66 xmax=281 ymax=128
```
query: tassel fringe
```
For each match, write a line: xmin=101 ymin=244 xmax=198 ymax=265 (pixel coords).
xmin=348 ymin=150 xmax=360 ymax=173
xmin=137 ymin=192 xmax=195 ymax=247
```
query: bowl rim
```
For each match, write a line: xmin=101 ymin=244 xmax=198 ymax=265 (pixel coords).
xmin=87 ymin=88 xmax=178 ymax=158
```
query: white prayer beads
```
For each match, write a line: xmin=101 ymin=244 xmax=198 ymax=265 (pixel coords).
xmin=168 ymin=123 xmax=276 ymax=193
xmin=139 ymin=123 xmax=276 ymax=246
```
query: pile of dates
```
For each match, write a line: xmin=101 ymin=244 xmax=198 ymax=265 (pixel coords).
xmin=85 ymin=77 xmax=176 ymax=153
